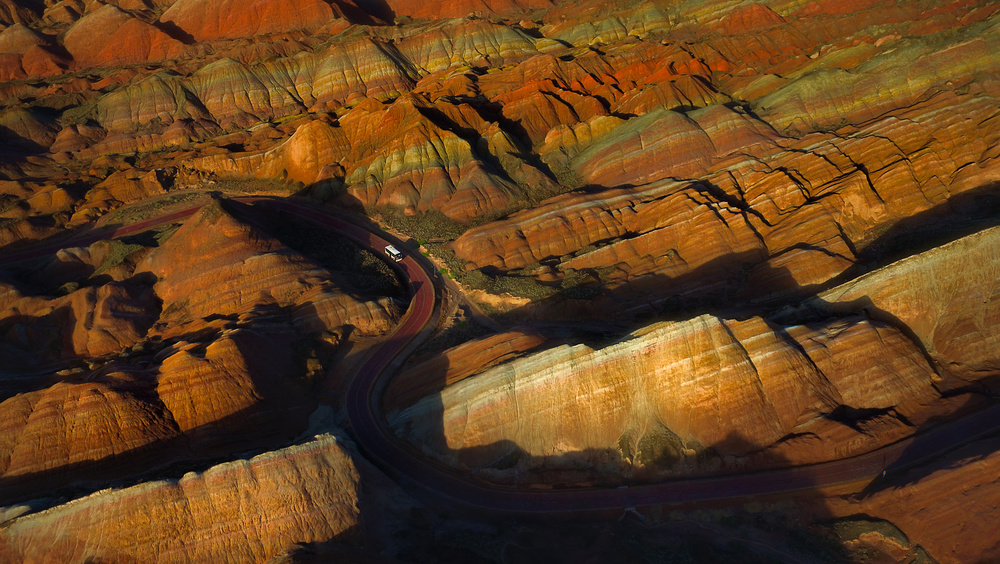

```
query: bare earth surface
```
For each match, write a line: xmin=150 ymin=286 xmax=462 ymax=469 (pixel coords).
xmin=1 ymin=0 xmax=1000 ymax=562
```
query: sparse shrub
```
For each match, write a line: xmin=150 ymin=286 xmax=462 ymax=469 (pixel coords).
xmin=94 ymin=240 xmax=144 ymax=276
xmin=56 ymin=281 xmax=80 ymax=295
xmin=376 ymin=207 xmax=467 ymax=242
xmin=491 ymin=274 xmax=557 ymax=300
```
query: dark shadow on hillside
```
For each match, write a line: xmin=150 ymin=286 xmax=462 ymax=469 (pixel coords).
xmin=0 ymin=271 xmax=160 ymax=399
xmin=374 ymin=305 xmax=997 ymax=561
xmin=447 ymin=180 xmax=1000 ymax=340
xmin=57 ymin=190 xmax=989 ymax=559
xmin=855 ymin=396 xmax=1000 ymax=498
xmin=856 ymin=182 xmax=1000 ymax=269
xmin=407 ymin=100 xmax=559 ymax=198
xmin=154 ymin=20 xmax=195 ymax=44
xmin=377 ymin=358 xmax=881 ymax=563
xmin=0 ymin=218 xmax=124 ymax=265
xmin=0 ymin=388 xmax=307 ymax=508
xmin=0 ymin=125 xmax=48 ymax=156
xmin=1 ymin=238 xmax=163 ymax=299
xmin=221 ymin=198 xmax=408 ymax=303
xmin=347 ymin=0 xmax=396 ymax=23
xmin=332 ymin=180 xmax=1000 ymax=560
xmin=0 ymin=299 xmax=320 ymax=508
xmin=264 ymin=529 xmax=395 ymax=564
xmin=0 ymin=306 xmax=73 ymax=399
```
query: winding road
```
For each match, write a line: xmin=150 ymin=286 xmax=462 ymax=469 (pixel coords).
xmin=235 ymin=198 xmax=1000 ymax=516
xmin=4 ymin=194 xmax=1000 ymax=516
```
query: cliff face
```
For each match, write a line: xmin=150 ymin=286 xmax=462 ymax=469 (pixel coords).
xmin=1 ymin=0 xmax=999 ymax=561
xmin=0 ymin=201 xmax=399 ymax=503
xmin=0 ymin=433 xmax=380 ymax=563
xmin=392 ymin=226 xmax=1000 ymax=480
xmin=3 ymin=0 xmax=996 ymax=245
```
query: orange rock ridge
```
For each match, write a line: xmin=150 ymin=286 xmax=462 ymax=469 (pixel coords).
xmin=0 ymin=434 xmax=375 ymax=563
xmin=0 ymin=0 xmax=998 ymax=560
xmin=0 ymin=201 xmax=399 ymax=503
xmin=392 ymin=225 xmax=1000 ymax=481
xmin=61 ymin=5 xmax=183 ymax=68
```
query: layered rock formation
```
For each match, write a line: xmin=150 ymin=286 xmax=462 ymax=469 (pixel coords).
xmin=2 ymin=0 xmax=996 ymax=245
xmin=828 ymin=431 xmax=1000 ymax=564
xmin=160 ymin=0 xmax=349 ymax=41
xmin=0 ymin=433 xmax=383 ymax=563
xmin=1 ymin=0 xmax=998 ymax=561
xmin=62 ymin=4 xmax=186 ymax=67
xmin=806 ymin=225 xmax=1000 ymax=386
xmin=139 ymin=200 xmax=397 ymax=335
xmin=0 ymin=200 xmax=400 ymax=502
xmin=392 ymin=226 xmax=1000 ymax=480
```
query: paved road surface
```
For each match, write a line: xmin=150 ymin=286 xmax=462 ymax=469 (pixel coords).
xmin=4 ymin=195 xmax=999 ymax=516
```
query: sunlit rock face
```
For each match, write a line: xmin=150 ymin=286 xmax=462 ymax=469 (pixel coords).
xmin=62 ymin=4 xmax=187 ymax=67
xmin=0 ymin=201 xmax=399 ymax=503
xmin=392 ymin=226 xmax=1000 ymax=481
xmin=808 ymin=225 xmax=1000 ymax=386
xmin=0 ymin=434 xmax=373 ymax=563
xmin=160 ymin=0 xmax=346 ymax=41
xmin=393 ymin=313 xmax=937 ymax=476
xmin=3 ymin=0 xmax=994 ymax=246
xmin=0 ymin=0 xmax=999 ymax=561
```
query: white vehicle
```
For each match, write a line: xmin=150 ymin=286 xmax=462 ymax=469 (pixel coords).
xmin=384 ymin=244 xmax=404 ymax=262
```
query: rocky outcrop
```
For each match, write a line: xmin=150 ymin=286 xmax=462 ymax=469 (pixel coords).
xmin=160 ymin=0 xmax=342 ymax=41
xmin=807 ymin=225 xmax=1000 ymax=387
xmin=755 ymin=16 xmax=1000 ymax=135
xmin=0 ymin=23 xmax=46 ymax=53
xmin=0 ymin=434 xmax=373 ymax=563
xmin=339 ymin=94 xmax=524 ymax=221
xmin=386 ymin=329 xmax=548 ymax=412
xmin=393 ymin=226 xmax=1000 ymax=481
xmin=573 ymin=105 xmax=779 ymax=187
xmin=450 ymin=176 xmax=768 ymax=304
xmin=450 ymin=85 xmax=1000 ymax=313
xmin=63 ymin=5 xmax=186 ymax=67
xmin=0 ymin=106 xmax=58 ymax=151
xmin=826 ymin=425 xmax=1000 ymax=564
xmin=392 ymin=312 xmax=937 ymax=479
xmin=255 ymin=119 xmax=351 ymax=185
xmin=0 ymin=276 xmax=159 ymax=361
xmin=0 ymin=0 xmax=39 ymax=26
xmin=0 ymin=315 xmax=317 ymax=502
xmin=0 ymin=368 xmax=175 ymax=482
xmin=138 ymin=200 xmax=396 ymax=336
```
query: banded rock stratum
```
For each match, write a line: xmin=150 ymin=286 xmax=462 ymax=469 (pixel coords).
xmin=1 ymin=0 xmax=1000 ymax=561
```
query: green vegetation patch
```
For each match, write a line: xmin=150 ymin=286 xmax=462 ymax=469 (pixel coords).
xmin=636 ymin=425 xmax=686 ymax=468
xmin=92 ymin=240 xmax=144 ymax=276
xmin=461 ymin=267 xmax=558 ymax=301
xmin=110 ymin=193 xmax=198 ymax=223
xmin=375 ymin=208 xmax=468 ymax=243
xmin=210 ymin=178 xmax=302 ymax=195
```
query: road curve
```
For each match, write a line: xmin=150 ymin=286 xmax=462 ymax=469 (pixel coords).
xmin=4 ymin=195 xmax=1000 ymax=516
xmin=267 ymin=199 xmax=1000 ymax=515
